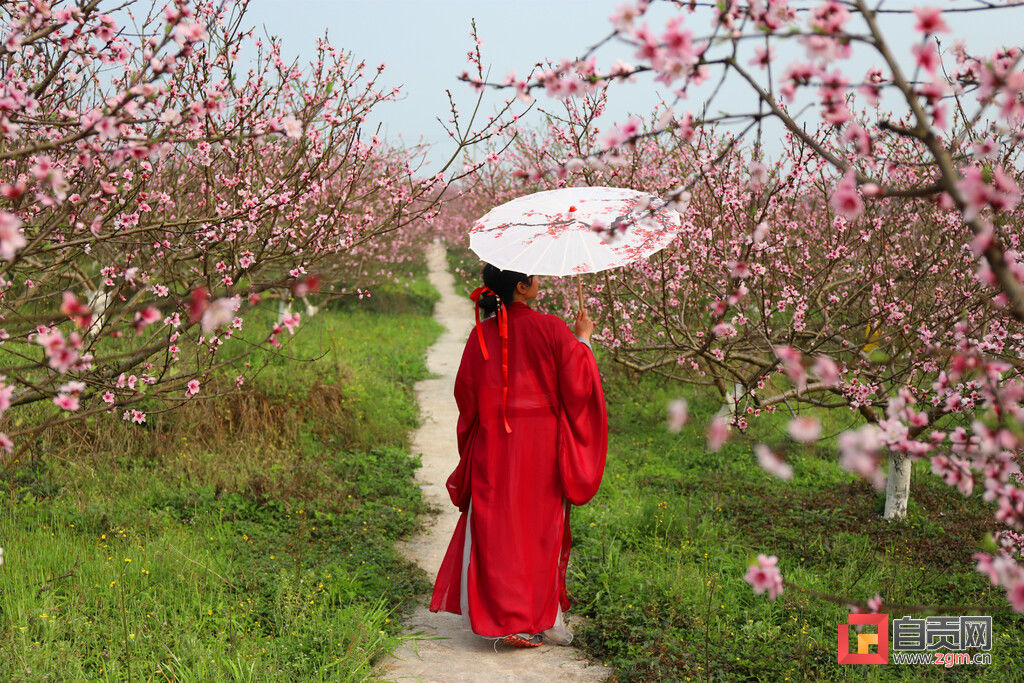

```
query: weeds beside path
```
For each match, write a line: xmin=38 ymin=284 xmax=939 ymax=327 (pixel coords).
xmin=566 ymin=367 xmax=1024 ymax=682
xmin=1 ymin=277 xmax=442 ymax=680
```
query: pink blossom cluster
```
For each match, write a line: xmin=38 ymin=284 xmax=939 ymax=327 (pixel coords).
xmin=744 ymin=554 xmax=784 ymax=600
xmin=974 ymin=552 xmax=1024 ymax=612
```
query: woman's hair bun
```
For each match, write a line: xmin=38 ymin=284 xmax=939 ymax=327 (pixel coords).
xmin=479 ymin=263 xmax=532 ymax=317
xmin=477 ymin=289 xmax=499 ymax=313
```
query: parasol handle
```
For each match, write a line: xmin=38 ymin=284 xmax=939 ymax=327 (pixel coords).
xmin=576 ymin=275 xmax=584 ymax=314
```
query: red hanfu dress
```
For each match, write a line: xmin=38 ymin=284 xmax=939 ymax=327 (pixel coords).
xmin=429 ymin=298 xmax=608 ymax=639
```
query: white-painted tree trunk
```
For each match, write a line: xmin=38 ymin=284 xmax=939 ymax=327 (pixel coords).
xmin=883 ymin=453 xmax=912 ymax=519
xmin=84 ymin=289 xmax=111 ymax=337
xmin=277 ymin=296 xmax=292 ymax=321
xmin=717 ymin=383 xmax=744 ymax=419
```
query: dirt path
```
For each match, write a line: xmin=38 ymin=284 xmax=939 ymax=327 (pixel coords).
xmin=378 ymin=240 xmax=611 ymax=682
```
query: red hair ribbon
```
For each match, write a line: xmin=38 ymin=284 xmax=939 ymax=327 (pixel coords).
xmin=469 ymin=285 xmax=512 ymax=434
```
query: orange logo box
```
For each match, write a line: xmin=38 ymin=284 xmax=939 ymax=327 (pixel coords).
xmin=838 ymin=614 xmax=889 ymax=665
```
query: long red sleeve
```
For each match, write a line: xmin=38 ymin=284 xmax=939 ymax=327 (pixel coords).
xmin=553 ymin=321 xmax=608 ymax=505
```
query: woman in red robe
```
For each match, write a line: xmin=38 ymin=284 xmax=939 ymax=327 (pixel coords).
xmin=429 ymin=264 xmax=608 ymax=648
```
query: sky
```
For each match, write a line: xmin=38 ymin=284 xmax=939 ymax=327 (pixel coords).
xmin=242 ymin=1 xmax=1024 ymax=173
xmin=245 ymin=0 xmax=673 ymax=168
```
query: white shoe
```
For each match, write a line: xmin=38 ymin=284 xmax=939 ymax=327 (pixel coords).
xmin=542 ymin=626 xmax=574 ymax=646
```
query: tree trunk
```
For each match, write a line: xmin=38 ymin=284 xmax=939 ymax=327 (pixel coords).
xmin=85 ymin=289 xmax=111 ymax=337
xmin=277 ymin=296 xmax=292 ymax=321
xmin=883 ymin=453 xmax=912 ymax=519
xmin=719 ymin=382 xmax=743 ymax=419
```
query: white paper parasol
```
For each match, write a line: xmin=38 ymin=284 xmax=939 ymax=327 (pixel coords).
xmin=468 ymin=186 xmax=682 ymax=277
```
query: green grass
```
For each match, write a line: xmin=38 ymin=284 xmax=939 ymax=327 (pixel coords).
xmin=0 ymin=275 xmax=443 ymax=681
xmin=444 ymin=244 xmax=479 ymax=300
xmin=330 ymin=267 xmax=440 ymax=317
xmin=566 ymin=362 xmax=1024 ymax=681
